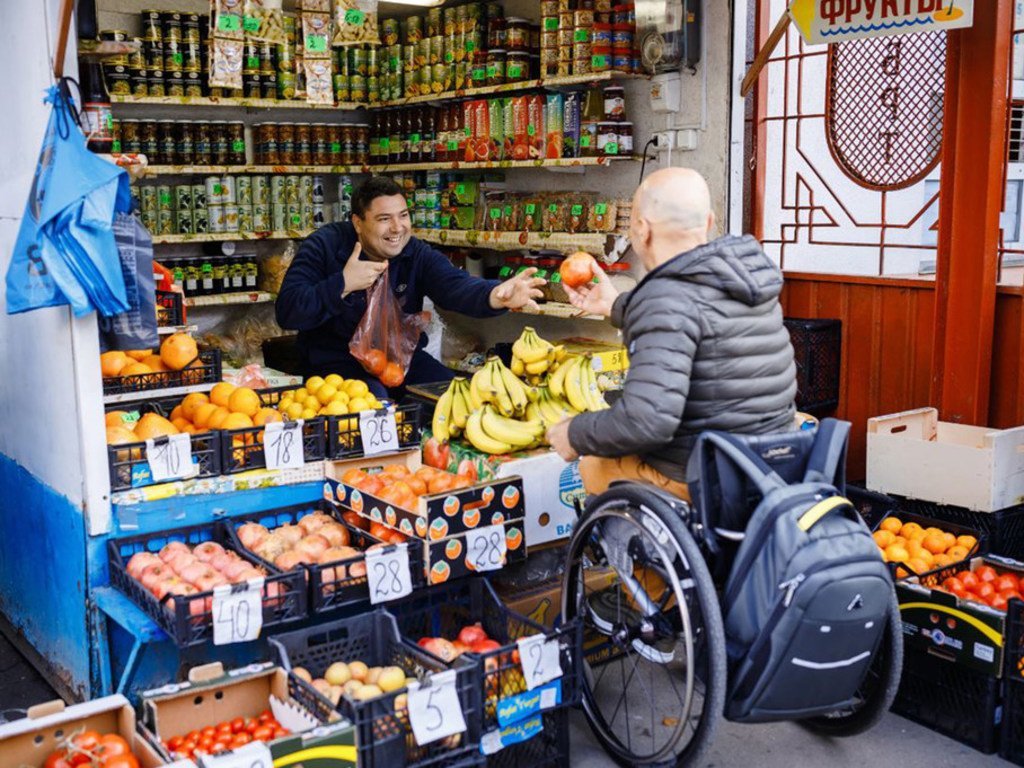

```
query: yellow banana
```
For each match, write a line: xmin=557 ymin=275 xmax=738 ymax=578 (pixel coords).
xmin=564 ymin=357 xmax=589 ymax=413
xmin=497 ymin=360 xmax=529 ymax=415
xmin=525 ymin=385 xmax=540 ymax=402
xmin=553 ymin=345 xmax=568 ymax=363
xmin=548 ymin=355 xmax=575 ymax=399
xmin=526 ymin=402 xmax=543 ymax=424
xmin=451 ymin=378 xmax=470 ymax=430
xmin=512 ymin=327 xmax=550 ymax=364
xmin=525 ymin=358 xmax=550 ymax=375
xmin=432 ymin=385 xmax=454 ymax=443
xmin=471 ymin=366 xmax=493 ymax=408
xmin=511 ymin=356 xmax=525 ymax=376
xmin=489 ymin=359 xmax=515 ymax=417
xmin=465 ymin=409 xmax=515 ymax=455
xmin=480 ymin=406 xmax=543 ymax=448
xmin=581 ymin=357 xmax=609 ymax=411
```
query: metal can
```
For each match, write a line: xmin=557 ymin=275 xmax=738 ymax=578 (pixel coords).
xmin=174 ymin=184 xmax=192 ymax=212
xmin=270 ymin=176 xmax=287 ymax=203
xmin=192 ymin=207 xmax=209 ymax=233
xmin=223 ymin=204 xmax=239 ymax=232
xmin=157 ymin=209 xmax=174 ymax=235
xmin=261 ymin=73 xmax=277 ymax=100
xmin=334 ymin=74 xmax=351 ymax=103
xmin=349 ymin=47 xmax=368 ymax=77
xmin=299 ymin=175 xmax=314 ymax=203
xmin=156 ymin=184 xmax=173 ymax=211
xmin=148 ymin=71 xmax=166 ymax=98
xmin=405 ymin=15 xmax=423 ymax=43
xmin=278 ymin=72 xmax=297 ymax=100
xmin=220 ymin=175 xmax=237 ymax=205
xmin=350 ymin=74 xmax=367 ymax=102
xmin=183 ymin=71 xmax=203 ymax=97
xmin=286 ymin=175 xmax=301 ymax=204
xmin=312 ymin=203 xmax=326 ymax=229
xmin=301 ymin=199 xmax=313 ymax=226
xmin=140 ymin=10 xmax=162 ymax=42
xmin=175 ymin=208 xmax=194 ymax=234
xmin=165 ymin=71 xmax=185 ymax=98
xmin=139 ymin=185 xmax=157 ymax=214
xmin=206 ymin=176 xmax=224 ymax=205
xmin=253 ymin=204 xmax=271 ymax=231
xmin=252 ymin=175 xmax=270 ymax=206
xmin=236 ymin=176 xmax=252 ymax=206
xmin=286 ymin=202 xmax=302 ymax=229
xmin=208 ymin=204 xmax=225 ymax=232
xmin=139 ymin=210 xmax=156 ymax=232
xmin=382 ymin=18 xmax=400 ymax=46
xmin=311 ymin=175 xmax=325 ymax=203
xmin=367 ymin=75 xmax=380 ymax=103
xmin=237 ymin=204 xmax=253 ymax=232
xmin=191 ymin=183 xmax=206 ymax=210
xmin=272 ymin=203 xmax=287 ymax=230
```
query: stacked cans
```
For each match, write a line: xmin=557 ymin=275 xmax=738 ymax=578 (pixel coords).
xmin=269 ymin=174 xmax=327 ymax=231
xmin=138 ymin=182 xmax=207 ymax=235
xmin=540 ymin=0 xmax=638 ymax=78
xmin=135 ymin=10 xmax=205 ymax=98
xmin=392 ymin=171 xmax=443 ymax=229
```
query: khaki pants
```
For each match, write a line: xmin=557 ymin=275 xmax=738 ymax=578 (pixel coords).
xmin=578 ymin=455 xmax=691 ymax=501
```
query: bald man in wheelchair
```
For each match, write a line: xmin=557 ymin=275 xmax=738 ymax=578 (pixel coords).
xmin=546 ymin=168 xmax=799 ymax=500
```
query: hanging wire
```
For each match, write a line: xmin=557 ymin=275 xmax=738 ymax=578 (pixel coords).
xmin=638 ymin=137 xmax=658 ymax=185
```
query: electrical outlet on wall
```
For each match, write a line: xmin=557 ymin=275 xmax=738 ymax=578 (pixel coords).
xmin=676 ymin=129 xmax=698 ymax=151
xmin=652 ymin=131 xmax=675 ymax=151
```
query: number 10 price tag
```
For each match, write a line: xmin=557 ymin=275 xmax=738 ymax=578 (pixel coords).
xmin=365 ymin=544 xmax=413 ymax=604
xmin=407 ymin=669 xmax=466 ymax=746
xmin=212 ymin=577 xmax=264 ymax=646
xmin=199 ymin=739 xmax=272 ymax=768
xmin=516 ymin=634 xmax=563 ymax=690
xmin=359 ymin=408 xmax=399 ymax=457
xmin=264 ymin=419 xmax=305 ymax=470
xmin=146 ymin=433 xmax=195 ymax=483
xmin=465 ymin=524 xmax=507 ymax=572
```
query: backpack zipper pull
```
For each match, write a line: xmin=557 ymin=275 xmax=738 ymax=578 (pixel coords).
xmin=780 ymin=573 xmax=806 ymax=607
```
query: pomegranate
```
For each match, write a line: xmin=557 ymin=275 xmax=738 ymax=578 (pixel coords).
xmin=193 ymin=541 xmax=225 ymax=563
xmin=158 ymin=541 xmax=190 ymax=562
xmin=127 ymin=552 xmax=161 ymax=579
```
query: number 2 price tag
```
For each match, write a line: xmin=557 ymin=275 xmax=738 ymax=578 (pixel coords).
xmin=200 ymin=739 xmax=272 ymax=768
xmin=146 ymin=433 xmax=195 ymax=483
xmin=516 ymin=634 xmax=563 ymax=690
xmin=365 ymin=544 xmax=413 ymax=604
xmin=212 ymin=577 xmax=264 ymax=646
xmin=264 ymin=420 xmax=305 ymax=471
xmin=359 ymin=408 xmax=399 ymax=457
xmin=465 ymin=524 xmax=507 ymax=572
xmin=407 ymin=669 xmax=467 ymax=746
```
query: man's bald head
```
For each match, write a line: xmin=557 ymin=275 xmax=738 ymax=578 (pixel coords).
xmin=634 ymin=168 xmax=712 ymax=231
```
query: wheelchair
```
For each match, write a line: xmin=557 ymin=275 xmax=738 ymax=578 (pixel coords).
xmin=559 ymin=426 xmax=903 ymax=767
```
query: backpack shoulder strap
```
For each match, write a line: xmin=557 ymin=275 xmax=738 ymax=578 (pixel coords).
xmin=802 ymin=419 xmax=851 ymax=486
xmin=699 ymin=431 xmax=788 ymax=495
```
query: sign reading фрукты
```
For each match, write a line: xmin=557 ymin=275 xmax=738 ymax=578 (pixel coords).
xmin=789 ymin=0 xmax=973 ymax=45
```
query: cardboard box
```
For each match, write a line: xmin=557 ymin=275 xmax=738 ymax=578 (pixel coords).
xmin=140 ymin=662 xmax=356 ymax=767
xmin=324 ymin=452 xmax=527 ymax=584
xmin=0 ymin=695 xmax=166 ymax=767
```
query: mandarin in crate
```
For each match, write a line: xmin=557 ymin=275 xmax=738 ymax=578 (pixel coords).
xmin=921 ymin=533 xmax=947 ymax=555
xmin=885 ymin=544 xmax=910 ymax=563
xmin=160 ymin=333 xmax=199 ymax=370
xmin=181 ymin=393 xmax=210 ymax=421
xmin=207 ymin=407 xmax=231 ymax=429
xmin=879 ymin=517 xmax=902 ymax=534
xmin=105 ymin=411 xmax=130 ymax=428
xmin=253 ymin=408 xmax=282 ymax=426
xmin=192 ymin=403 xmax=219 ymax=429
xmin=228 ymin=387 xmax=261 ymax=417
xmin=142 ymin=354 xmax=169 ymax=372
xmin=873 ymin=530 xmax=895 ymax=549
xmin=210 ymin=382 xmax=236 ymax=407
xmin=100 ymin=350 xmax=128 ymax=377
xmin=947 ymin=544 xmax=970 ymax=561
xmin=957 ymin=535 xmax=978 ymax=550
xmin=121 ymin=362 xmax=153 ymax=377
xmin=134 ymin=414 xmax=179 ymax=440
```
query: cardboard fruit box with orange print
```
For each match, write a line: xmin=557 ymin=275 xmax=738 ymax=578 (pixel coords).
xmin=324 ymin=451 xmax=527 ymax=584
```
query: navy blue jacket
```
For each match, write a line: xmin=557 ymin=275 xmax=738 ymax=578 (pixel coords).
xmin=276 ymin=222 xmax=502 ymax=376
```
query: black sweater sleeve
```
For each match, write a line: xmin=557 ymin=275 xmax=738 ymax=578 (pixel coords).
xmin=418 ymin=243 xmax=504 ymax=318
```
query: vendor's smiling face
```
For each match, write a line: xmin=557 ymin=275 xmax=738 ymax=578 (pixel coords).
xmin=353 ymin=193 xmax=411 ymax=260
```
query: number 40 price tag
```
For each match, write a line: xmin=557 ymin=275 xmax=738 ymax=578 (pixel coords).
xmin=212 ymin=577 xmax=264 ymax=646
xmin=516 ymin=634 xmax=563 ymax=690
xmin=407 ymin=669 xmax=467 ymax=746
xmin=366 ymin=544 xmax=413 ymax=604
xmin=465 ymin=524 xmax=507 ymax=572
xmin=199 ymin=739 xmax=272 ymax=768
xmin=146 ymin=433 xmax=195 ymax=483
xmin=359 ymin=408 xmax=399 ymax=457
xmin=264 ymin=420 xmax=305 ymax=471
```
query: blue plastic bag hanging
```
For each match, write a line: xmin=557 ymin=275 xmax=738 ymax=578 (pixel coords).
xmin=6 ymin=82 xmax=132 ymax=317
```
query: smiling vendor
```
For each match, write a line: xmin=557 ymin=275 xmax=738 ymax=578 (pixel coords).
xmin=276 ymin=176 xmax=544 ymax=397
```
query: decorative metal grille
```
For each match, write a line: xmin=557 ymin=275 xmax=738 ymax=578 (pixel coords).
xmin=1009 ymin=102 xmax=1024 ymax=164
xmin=826 ymin=33 xmax=946 ymax=191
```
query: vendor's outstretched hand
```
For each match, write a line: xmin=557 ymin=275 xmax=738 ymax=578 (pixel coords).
xmin=564 ymin=264 xmax=619 ymax=318
xmin=490 ymin=267 xmax=546 ymax=311
xmin=546 ymin=418 xmax=579 ymax=462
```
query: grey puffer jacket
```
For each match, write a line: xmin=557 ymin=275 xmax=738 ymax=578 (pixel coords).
xmin=568 ymin=234 xmax=797 ymax=482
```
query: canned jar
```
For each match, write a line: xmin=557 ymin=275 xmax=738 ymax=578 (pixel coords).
xmin=295 ymin=123 xmax=312 ymax=165
xmin=206 ymin=176 xmax=224 ymax=205
xmin=486 ymin=49 xmax=506 ymax=86
xmin=506 ymin=17 xmax=531 ymax=51
xmin=157 ymin=121 xmax=176 ymax=164
xmin=603 ymin=85 xmax=626 ymax=120
xmin=227 ymin=122 xmax=246 ymax=165
xmin=191 ymin=183 xmax=206 ymax=210
xmin=221 ymin=175 xmax=237 ymax=205
xmin=405 ymin=15 xmax=423 ymax=44
xmin=597 ymin=121 xmax=620 ymax=155
xmin=140 ymin=10 xmax=162 ymax=42
xmin=277 ymin=123 xmax=295 ymax=164
xmin=121 ymin=120 xmax=141 ymax=154
xmin=236 ymin=176 xmax=253 ymax=206
xmin=175 ymin=121 xmax=195 ymax=165
xmin=252 ymin=175 xmax=270 ymax=206
xmin=311 ymin=123 xmax=329 ymax=165
xmin=506 ymin=51 xmax=529 ymax=82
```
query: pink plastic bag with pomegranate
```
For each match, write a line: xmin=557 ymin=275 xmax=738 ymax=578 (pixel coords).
xmin=349 ymin=266 xmax=429 ymax=387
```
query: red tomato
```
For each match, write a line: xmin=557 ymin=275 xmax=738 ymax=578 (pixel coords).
xmin=166 ymin=736 xmax=183 ymax=751
xmin=996 ymin=575 xmax=1019 ymax=593
xmin=185 ymin=730 xmax=201 ymax=743
xmin=97 ymin=733 xmax=132 ymax=760
xmin=259 ymin=709 xmax=274 ymax=723
xmin=959 ymin=571 xmax=980 ymax=590
xmin=559 ymin=251 xmax=597 ymax=288
xmin=977 ymin=582 xmax=996 ymax=600
xmin=423 ymin=437 xmax=451 ymax=470
xmin=210 ymin=742 xmax=229 ymax=754
xmin=458 ymin=624 xmax=488 ymax=646
xmin=942 ymin=577 xmax=965 ymax=594
xmin=1002 ymin=589 xmax=1023 ymax=601
xmin=273 ymin=727 xmax=289 ymax=738
xmin=471 ymin=639 xmax=503 ymax=654
xmin=43 ymin=753 xmax=72 ymax=768
xmin=977 ymin=566 xmax=998 ymax=583
xmin=104 ymin=757 xmax=139 ymax=768
xmin=1018 ymin=575 xmax=1024 ymax=594
xmin=231 ymin=732 xmax=253 ymax=748
xmin=252 ymin=725 xmax=275 ymax=742
xmin=201 ymin=726 xmax=217 ymax=739
xmin=991 ymin=595 xmax=1010 ymax=611
xmin=69 ymin=731 xmax=101 ymax=766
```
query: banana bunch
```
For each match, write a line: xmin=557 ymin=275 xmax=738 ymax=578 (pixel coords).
xmin=549 ymin=354 xmax=609 ymax=413
xmin=431 ymin=377 xmax=472 ymax=443
xmin=465 ymin=405 xmax=546 ymax=455
xmin=469 ymin=356 xmax=537 ymax=417
xmin=510 ymin=327 xmax=568 ymax=384
xmin=525 ymin=386 xmax=579 ymax=429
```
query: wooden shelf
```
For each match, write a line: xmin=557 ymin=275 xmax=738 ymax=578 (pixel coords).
xmin=373 ymin=156 xmax=637 ymax=173
xmin=103 ymin=382 xmax=211 ymax=405
xmin=157 ymin=325 xmax=198 ymax=335
xmin=412 ymin=228 xmax=619 ymax=256
xmin=145 ymin=164 xmax=366 ymax=176
xmin=541 ymin=71 xmax=647 ymax=88
xmin=378 ymin=78 xmax=543 ymax=107
xmin=184 ymin=291 xmax=275 ymax=308
xmin=152 ymin=230 xmax=313 ymax=245
xmin=111 ymin=94 xmax=366 ymax=111
xmin=515 ymin=302 xmax=604 ymax=321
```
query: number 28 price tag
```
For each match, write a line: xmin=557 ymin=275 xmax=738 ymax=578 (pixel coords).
xmin=365 ymin=544 xmax=413 ymax=604
xmin=264 ymin=419 xmax=305 ymax=471
xmin=200 ymin=739 xmax=272 ymax=768
xmin=146 ymin=433 xmax=195 ymax=483
xmin=465 ymin=524 xmax=507 ymax=572
xmin=516 ymin=633 xmax=563 ymax=690
xmin=359 ymin=408 xmax=399 ymax=457
xmin=407 ymin=669 xmax=467 ymax=746
xmin=212 ymin=577 xmax=264 ymax=646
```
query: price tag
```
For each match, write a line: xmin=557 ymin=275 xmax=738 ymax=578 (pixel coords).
xmin=306 ymin=34 xmax=328 ymax=53
xmin=516 ymin=634 xmax=563 ymax=690
xmin=264 ymin=420 xmax=306 ymax=471
xmin=489 ymin=207 xmax=501 ymax=220
xmin=595 ymin=203 xmax=608 ymax=215
xmin=200 ymin=739 xmax=273 ymax=768
xmin=544 ymin=17 xmax=559 ymax=30
xmin=574 ymin=28 xmax=589 ymax=42
xmin=243 ymin=16 xmax=261 ymax=33
xmin=407 ymin=670 xmax=467 ymax=746
xmin=145 ymin=433 xmax=194 ymax=483
xmin=547 ymin=203 xmax=559 ymax=213
xmin=359 ymin=408 xmax=400 ymax=456
xmin=366 ymin=544 xmax=413 ymax=604
xmin=212 ymin=577 xmax=264 ymax=646
xmin=217 ymin=14 xmax=242 ymax=32
xmin=345 ymin=8 xmax=366 ymax=25
xmin=465 ymin=524 xmax=507 ymax=572
xmin=571 ymin=204 xmax=583 ymax=216
xmin=525 ymin=203 xmax=536 ymax=215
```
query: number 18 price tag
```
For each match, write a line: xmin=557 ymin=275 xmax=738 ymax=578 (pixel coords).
xmin=212 ymin=577 xmax=264 ymax=646
xmin=146 ymin=433 xmax=195 ymax=483
xmin=407 ymin=669 xmax=466 ymax=746
xmin=264 ymin=419 xmax=305 ymax=471
xmin=359 ymin=408 xmax=399 ymax=457
xmin=200 ymin=739 xmax=272 ymax=768
xmin=465 ymin=524 xmax=507 ymax=572
xmin=516 ymin=634 xmax=563 ymax=690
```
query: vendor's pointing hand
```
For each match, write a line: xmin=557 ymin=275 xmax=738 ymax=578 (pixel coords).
xmin=490 ymin=267 xmax=546 ymax=311
xmin=341 ymin=242 xmax=388 ymax=298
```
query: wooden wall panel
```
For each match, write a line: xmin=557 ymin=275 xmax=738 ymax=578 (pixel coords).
xmin=991 ymin=290 xmax=1024 ymax=428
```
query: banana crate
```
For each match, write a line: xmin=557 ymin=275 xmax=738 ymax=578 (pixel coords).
xmin=324 ymin=451 xmax=527 ymax=585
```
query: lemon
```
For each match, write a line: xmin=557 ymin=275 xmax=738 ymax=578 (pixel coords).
xmin=293 ymin=388 xmax=309 ymax=404
xmin=332 ymin=391 xmax=350 ymax=405
xmin=316 ymin=383 xmax=338 ymax=405
xmin=306 ymin=376 xmax=325 ymax=395
xmin=285 ymin=402 xmax=304 ymax=420
xmin=301 ymin=407 xmax=319 ymax=419
xmin=324 ymin=373 xmax=343 ymax=388
xmin=368 ymin=398 xmax=383 ymax=410
xmin=321 ymin=400 xmax=349 ymax=416
xmin=348 ymin=397 xmax=370 ymax=413
xmin=344 ymin=380 xmax=370 ymax=398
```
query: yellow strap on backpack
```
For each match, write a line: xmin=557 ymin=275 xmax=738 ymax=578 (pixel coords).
xmin=797 ymin=496 xmax=852 ymax=532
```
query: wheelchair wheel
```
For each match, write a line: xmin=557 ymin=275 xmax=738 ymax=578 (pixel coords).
xmin=798 ymin=589 xmax=903 ymax=737
xmin=562 ymin=484 xmax=727 ymax=767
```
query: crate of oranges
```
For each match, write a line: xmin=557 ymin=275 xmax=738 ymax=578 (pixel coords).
xmin=872 ymin=511 xmax=982 ymax=582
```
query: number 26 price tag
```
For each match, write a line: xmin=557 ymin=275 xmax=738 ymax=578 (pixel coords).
xmin=359 ymin=408 xmax=399 ymax=457
xmin=465 ymin=524 xmax=507 ymax=572
xmin=199 ymin=739 xmax=272 ymax=768
xmin=212 ymin=577 xmax=264 ymax=646
xmin=146 ymin=433 xmax=195 ymax=483
xmin=365 ymin=544 xmax=413 ymax=604
xmin=407 ymin=669 xmax=466 ymax=746
xmin=264 ymin=419 xmax=305 ymax=471
xmin=516 ymin=633 xmax=563 ymax=690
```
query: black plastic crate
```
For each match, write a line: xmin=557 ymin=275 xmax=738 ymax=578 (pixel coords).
xmin=846 ymin=484 xmax=899 ymax=530
xmin=872 ymin=509 xmax=985 ymax=587
xmin=391 ymin=578 xmax=583 ymax=732
xmin=269 ymin=611 xmax=483 ymax=768
xmin=784 ymin=317 xmax=841 ymax=415
xmin=108 ymin=521 xmax=307 ymax=647
xmin=891 ymin=645 xmax=1002 ymax=754
xmin=327 ymin=402 xmax=423 ymax=460
xmin=102 ymin=348 xmax=221 ymax=396
xmin=891 ymin=495 xmax=1024 ymax=561
xmin=107 ymin=430 xmax=221 ymax=491
xmin=220 ymin=500 xmax=426 ymax=613
xmin=485 ymin=709 xmax=569 ymax=767
xmin=155 ymin=289 xmax=185 ymax=326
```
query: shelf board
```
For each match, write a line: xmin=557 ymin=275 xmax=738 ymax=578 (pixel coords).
xmin=152 ymin=229 xmax=313 ymax=245
xmin=157 ymin=325 xmax=198 ymax=335
xmin=145 ymin=164 xmax=366 ymax=176
xmin=373 ymin=155 xmax=637 ymax=173
xmin=515 ymin=302 xmax=604 ymax=321
xmin=103 ymin=382 xmax=212 ymax=405
xmin=412 ymin=228 xmax=618 ymax=255
xmin=541 ymin=71 xmax=647 ymax=88
xmin=185 ymin=291 xmax=275 ymax=307
xmin=378 ymin=78 xmax=543 ymax=107
xmin=111 ymin=94 xmax=366 ymax=111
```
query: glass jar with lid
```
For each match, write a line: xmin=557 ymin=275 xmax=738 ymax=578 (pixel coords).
xmin=486 ymin=49 xmax=506 ymax=86
xmin=505 ymin=17 xmax=531 ymax=51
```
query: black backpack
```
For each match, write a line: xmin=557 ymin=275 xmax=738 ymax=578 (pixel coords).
xmin=687 ymin=420 xmax=893 ymax=723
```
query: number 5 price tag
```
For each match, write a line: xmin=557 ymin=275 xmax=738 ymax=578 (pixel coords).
xmin=465 ymin=524 xmax=507 ymax=572
xmin=516 ymin=634 xmax=563 ymax=690
xmin=407 ymin=669 xmax=466 ymax=746
xmin=212 ymin=577 xmax=264 ymax=646
xmin=200 ymin=739 xmax=273 ymax=768
xmin=264 ymin=419 xmax=306 ymax=471
xmin=146 ymin=433 xmax=195 ymax=483
xmin=359 ymin=408 xmax=399 ymax=457
xmin=365 ymin=544 xmax=413 ymax=604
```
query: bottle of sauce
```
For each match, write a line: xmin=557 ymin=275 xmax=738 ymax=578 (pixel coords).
xmin=80 ymin=60 xmax=113 ymax=154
